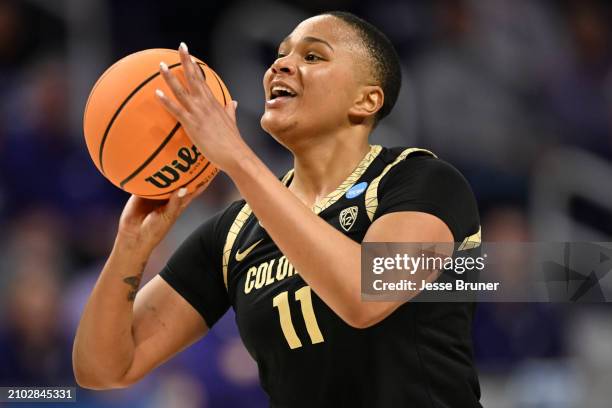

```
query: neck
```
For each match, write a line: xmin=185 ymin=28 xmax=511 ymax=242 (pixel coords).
xmin=286 ymin=126 xmax=371 ymax=208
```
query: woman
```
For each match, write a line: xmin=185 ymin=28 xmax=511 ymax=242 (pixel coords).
xmin=73 ymin=11 xmax=482 ymax=407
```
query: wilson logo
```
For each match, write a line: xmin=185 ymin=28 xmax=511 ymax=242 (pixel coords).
xmin=145 ymin=145 xmax=202 ymax=189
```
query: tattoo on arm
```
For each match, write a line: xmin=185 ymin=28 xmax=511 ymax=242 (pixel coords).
xmin=123 ymin=276 xmax=142 ymax=302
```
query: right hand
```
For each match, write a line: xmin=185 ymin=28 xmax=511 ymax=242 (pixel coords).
xmin=116 ymin=186 xmax=205 ymax=255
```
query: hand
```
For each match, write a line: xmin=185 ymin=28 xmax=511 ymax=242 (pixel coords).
xmin=155 ymin=42 xmax=252 ymax=173
xmin=116 ymin=186 xmax=205 ymax=255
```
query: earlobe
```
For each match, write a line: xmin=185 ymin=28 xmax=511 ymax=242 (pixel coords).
xmin=348 ymin=86 xmax=384 ymax=122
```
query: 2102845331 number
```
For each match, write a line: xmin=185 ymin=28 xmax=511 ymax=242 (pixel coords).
xmin=1 ymin=387 xmax=75 ymax=402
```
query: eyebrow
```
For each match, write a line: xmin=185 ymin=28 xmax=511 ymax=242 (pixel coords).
xmin=279 ymin=35 xmax=334 ymax=52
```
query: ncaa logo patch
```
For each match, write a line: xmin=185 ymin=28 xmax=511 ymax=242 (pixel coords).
xmin=346 ymin=181 xmax=368 ymax=199
xmin=339 ymin=206 xmax=359 ymax=232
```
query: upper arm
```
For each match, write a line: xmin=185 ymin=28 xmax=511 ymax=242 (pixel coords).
xmin=120 ymin=203 xmax=241 ymax=385
xmin=355 ymin=211 xmax=453 ymax=328
xmin=369 ymin=155 xmax=480 ymax=242
xmin=354 ymin=156 xmax=479 ymax=327
xmin=364 ymin=211 xmax=453 ymax=243
xmin=121 ymin=275 xmax=208 ymax=386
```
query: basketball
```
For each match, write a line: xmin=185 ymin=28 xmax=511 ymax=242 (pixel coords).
xmin=83 ymin=48 xmax=230 ymax=199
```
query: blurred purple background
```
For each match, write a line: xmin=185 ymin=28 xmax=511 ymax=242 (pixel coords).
xmin=1 ymin=0 xmax=611 ymax=407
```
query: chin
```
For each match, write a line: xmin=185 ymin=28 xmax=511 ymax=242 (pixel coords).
xmin=260 ymin=112 xmax=298 ymax=141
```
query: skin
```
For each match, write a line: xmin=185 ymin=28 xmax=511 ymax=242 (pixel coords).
xmin=73 ymin=15 xmax=453 ymax=390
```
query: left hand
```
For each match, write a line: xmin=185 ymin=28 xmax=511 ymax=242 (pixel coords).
xmin=155 ymin=42 xmax=252 ymax=173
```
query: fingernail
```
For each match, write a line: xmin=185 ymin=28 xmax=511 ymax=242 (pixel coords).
xmin=160 ymin=61 xmax=168 ymax=71
xmin=232 ymin=100 xmax=238 ymax=109
xmin=191 ymin=57 xmax=197 ymax=64
xmin=178 ymin=187 xmax=188 ymax=198
xmin=155 ymin=89 xmax=164 ymax=98
xmin=180 ymin=42 xmax=188 ymax=52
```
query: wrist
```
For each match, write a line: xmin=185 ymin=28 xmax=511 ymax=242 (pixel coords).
xmin=113 ymin=233 xmax=153 ymax=261
xmin=224 ymin=146 xmax=262 ymax=182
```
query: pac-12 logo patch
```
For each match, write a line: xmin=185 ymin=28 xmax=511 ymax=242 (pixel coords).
xmin=345 ymin=182 xmax=368 ymax=199
xmin=339 ymin=206 xmax=359 ymax=232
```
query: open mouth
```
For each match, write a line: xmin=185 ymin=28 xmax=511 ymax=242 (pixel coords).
xmin=269 ymin=85 xmax=297 ymax=100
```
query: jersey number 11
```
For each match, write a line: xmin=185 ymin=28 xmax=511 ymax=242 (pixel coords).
xmin=272 ymin=286 xmax=324 ymax=349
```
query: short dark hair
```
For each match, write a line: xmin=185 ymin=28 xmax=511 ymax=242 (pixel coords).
xmin=320 ymin=11 xmax=402 ymax=123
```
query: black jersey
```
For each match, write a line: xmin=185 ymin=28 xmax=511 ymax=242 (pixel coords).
xmin=160 ymin=145 xmax=482 ymax=408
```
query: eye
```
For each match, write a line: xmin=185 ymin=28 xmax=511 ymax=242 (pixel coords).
xmin=276 ymin=52 xmax=287 ymax=59
xmin=305 ymin=53 xmax=321 ymax=62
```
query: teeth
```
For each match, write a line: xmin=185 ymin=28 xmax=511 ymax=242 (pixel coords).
xmin=271 ymin=85 xmax=296 ymax=98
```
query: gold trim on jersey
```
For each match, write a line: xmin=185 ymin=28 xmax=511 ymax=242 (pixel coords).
xmin=223 ymin=145 xmax=382 ymax=291
xmin=281 ymin=169 xmax=295 ymax=185
xmin=281 ymin=144 xmax=383 ymax=215
xmin=223 ymin=203 xmax=253 ymax=289
xmin=458 ymin=226 xmax=481 ymax=250
xmin=364 ymin=148 xmax=436 ymax=222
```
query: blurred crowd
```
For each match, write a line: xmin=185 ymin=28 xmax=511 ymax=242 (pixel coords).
xmin=0 ymin=0 xmax=611 ymax=407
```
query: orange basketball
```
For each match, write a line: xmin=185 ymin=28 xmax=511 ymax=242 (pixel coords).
xmin=83 ymin=49 xmax=230 ymax=199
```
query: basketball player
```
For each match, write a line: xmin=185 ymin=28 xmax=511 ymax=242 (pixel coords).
xmin=73 ymin=11 xmax=482 ymax=407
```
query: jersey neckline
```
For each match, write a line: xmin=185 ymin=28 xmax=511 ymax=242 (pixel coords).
xmin=280 ymin=144 xmax=383 ymax=215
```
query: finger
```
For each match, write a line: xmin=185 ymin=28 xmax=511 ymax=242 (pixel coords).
xmin=121 ymin=194 xmax=144 ymax=222
xmin=178 ymin=42 xmax=204 ymax=96
xmin=160 ymin=61 xmax=194 ymax=111
xmin=155 ymin=89 xmax=189 ymax=122
xmin=165 ymin=187 xmax=189 ymax=218
xmin=191 ymin=58 xmax=217 ymax=103
xmin=225 ymin=100 xmax=238 ymax=123
xmin=184 ymin=55 xmax=223 ymax=111
xmin=181 ymin=181 xmax=209 ymax=208
xmin=124 ymin=195 xmax=165 ymax=225
xmin=193 ymin=181 xmax=209 ymax=196
xmin=130 ymin=195 xmax=163 ymax=214
xmin=193 ymin=60 xmax=217 ymax=100
xmin=193 ymin=60 xmax=206 ymax=83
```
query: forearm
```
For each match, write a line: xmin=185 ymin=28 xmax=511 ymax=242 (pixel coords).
xmin=73 ymin=238 xmax=150 ymax=389
xmin=227 ymin=154 xmax=367 ymax=324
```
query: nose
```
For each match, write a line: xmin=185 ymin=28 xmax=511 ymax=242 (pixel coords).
xmin=271 ymin=56 xmax=296 ymax=75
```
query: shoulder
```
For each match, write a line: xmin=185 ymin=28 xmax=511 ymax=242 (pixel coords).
xmin=373 ymin=146 xmax=479 ymax=241
xmin=381 ymin=150 xmax=468 ymax=192
xmin=190 ymin=166 xmax=293 ymax=245
xmin=215 ymin=199 xmax=248 ymax=230
xmin=164 ymin=199 xmax=248 ymax=275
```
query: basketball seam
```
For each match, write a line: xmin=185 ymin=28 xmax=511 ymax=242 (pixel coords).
xmin=210 ymin=68 xmax=228 ymax=106
xmin=84 ymin=49 xmax=162 ymax=127
xmin=116 ymin=63 xmax=211 ymax=191
xmin=98 ymin=62 xmax=182 ymax=175
xmin=119 ymin=122 xmax=182 ymax=189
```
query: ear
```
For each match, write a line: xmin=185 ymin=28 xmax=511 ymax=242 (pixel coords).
xmin=348 ymin=85 xmax=384 ymax=123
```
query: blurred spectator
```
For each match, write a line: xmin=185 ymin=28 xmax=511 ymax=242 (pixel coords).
xmin=413 ymin=0 xmax=517 ymax=169
xmin=0 ymin=0 xmax=66 ymax=69
xmin=0 ymin=214 xmax=74 ymax=386
xmin=0 ymin=58 xmax=124 ymax=217
xmin=474 ymin=207 xmax=568 ymax=371
xmin=544 ymin=0 xmax=612 ymax=159
xmin=410 ymin=0 xmax=539 ymax=208
xmin=0 ymin=58 xmax=126 ymax=267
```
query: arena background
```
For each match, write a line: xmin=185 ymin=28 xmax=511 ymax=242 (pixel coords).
xmin=1 ymin=0 xmax=611 ymax=406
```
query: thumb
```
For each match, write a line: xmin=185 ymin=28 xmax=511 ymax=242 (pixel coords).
xmin=225 ymin=100 xmax=238 ymax=123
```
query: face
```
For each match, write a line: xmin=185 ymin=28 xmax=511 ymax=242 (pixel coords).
xmin=260 ymin=15 xmax=373 ymax=144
